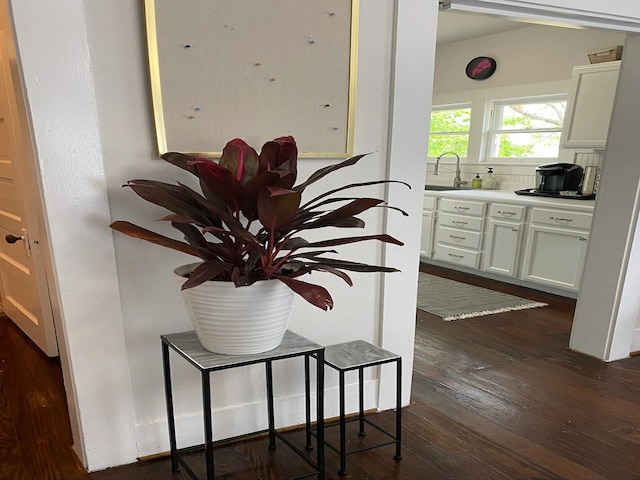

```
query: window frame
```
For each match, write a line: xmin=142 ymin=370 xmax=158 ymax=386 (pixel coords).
xmin=484 ymin=94 xmax=567 ymax=164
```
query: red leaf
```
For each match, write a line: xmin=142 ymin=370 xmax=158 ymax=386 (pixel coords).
xmin=110 ymin=221 xmax=210 ymax=259
xmin=180 ymin=261 xmax=233 ymax=289
xmin=259 ymin=136 xmax=298 ymax=181
xmin=276 ymin=276 xmax=334 ymax=311
xmin=219 ymin=138 xmax=260 ymax=184
xmin=258 ymin=188 xmax=301 ymax=232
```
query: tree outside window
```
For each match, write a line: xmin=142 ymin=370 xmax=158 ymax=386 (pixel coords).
xmin=487 ymin=96 xmax=567 ymax=160
xmin=427 ymin=105 xmax=471 ymax=158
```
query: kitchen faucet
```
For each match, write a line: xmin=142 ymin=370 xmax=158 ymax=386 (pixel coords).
xmin=434 ymin=152 xmax=468 ymax=188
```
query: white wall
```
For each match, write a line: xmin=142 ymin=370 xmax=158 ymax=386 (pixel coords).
xmin=434 ymin=24 xmax=625 ymax=95
xmin=9 ymin=0 xmax=138 ymax=469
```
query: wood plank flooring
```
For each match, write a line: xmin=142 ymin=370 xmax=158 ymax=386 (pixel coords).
xmin=0 ymin=313 xmax=86 ymax=480
xmin=2 ymin=264 xmax=640 ymax=479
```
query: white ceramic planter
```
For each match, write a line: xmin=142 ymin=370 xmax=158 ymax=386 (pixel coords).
xmin=174 ymin=264 xmax=294 ymax=355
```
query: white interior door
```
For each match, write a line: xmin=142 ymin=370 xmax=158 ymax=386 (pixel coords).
xmin=0 ymin=36 xmax=57 ymax=356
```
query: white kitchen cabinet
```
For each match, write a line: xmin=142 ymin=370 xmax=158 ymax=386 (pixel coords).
xmin=560 ymin=61 xmax=620 ymax=149
xmin=420 ymin=210 xmax=435 ymax=258
xmin=433 ymin=199 xmax=486 ymax=269
xmin=521 ymin=222 xmax=590 ymax=291
xmin=420 ymin=195 xmax=437 ymax=258
xmin=483 ymin=203 xmax=525 ymax=277
xmin=421 ymin=192 xmax=594 ymax=296
xmin=484 ymin=220 xmax=524 ymax=277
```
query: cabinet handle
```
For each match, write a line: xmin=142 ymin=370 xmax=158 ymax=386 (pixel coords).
xmin=579 ymin=237 xmax=587 ymax=241
xmin=498 ymin=210 xmax=516 ymax=216
xmin=449 ymin=235 xmax=466 ymax=240
xmin=549 ymin=216 xmax=573 ymax=222
xmin=452 ymin=221 xmax=468 ymax=225
xmin=512 ymin=228 xmax=519 ymax=232
xmin=448 ymin=253 xmax=464 ymax=259
xmin=454 ymin=206 xmax=469 ymax=210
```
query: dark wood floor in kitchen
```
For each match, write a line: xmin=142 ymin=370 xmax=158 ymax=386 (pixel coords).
xmin=2 ymin=263 xmax=640 ymax=479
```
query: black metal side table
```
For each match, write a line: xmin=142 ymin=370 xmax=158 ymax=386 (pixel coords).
xmin=318 ymin=340 xmax=402 ymax=476
xmin=161 ymin=330 xmax=325 ymax=480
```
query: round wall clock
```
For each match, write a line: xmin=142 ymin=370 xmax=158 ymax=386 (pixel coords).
xmin=466 ymin=56 xmax=497 ymax=80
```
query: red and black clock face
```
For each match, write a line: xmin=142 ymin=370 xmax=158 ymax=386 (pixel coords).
xmin=466 ymin=56 xmax=497 ymax=80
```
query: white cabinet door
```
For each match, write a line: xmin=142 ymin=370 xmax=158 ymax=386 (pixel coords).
xmin=420 ymin=211 xmax=435 ymax=258
xmin=561 ymin=61 xmax=620 ymax=149
xmin=521 ymin=224 xmax=589 ymax=291
xmin=483 ymin=220 xmax=523 ymax=277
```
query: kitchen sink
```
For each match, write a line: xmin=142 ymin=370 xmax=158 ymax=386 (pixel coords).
xmin=424 ymin=184 xmax=471 ymax=191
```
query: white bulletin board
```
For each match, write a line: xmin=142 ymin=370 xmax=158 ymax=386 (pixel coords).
xmin=145 ymin=0 xmax=359 ymax=158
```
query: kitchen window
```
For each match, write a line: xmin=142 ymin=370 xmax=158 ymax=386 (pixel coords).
xmin=485 ymin=95 xmax=567 ymax=162
xmin=427 ymin=104 xmax=471 ymax=158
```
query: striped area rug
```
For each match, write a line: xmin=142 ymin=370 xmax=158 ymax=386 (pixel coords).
xmin=417 ymin=273 xmax=547 ymax=321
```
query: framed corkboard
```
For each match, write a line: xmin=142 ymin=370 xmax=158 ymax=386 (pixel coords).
xmin=145 ymin=0 xmax=359 ymax=158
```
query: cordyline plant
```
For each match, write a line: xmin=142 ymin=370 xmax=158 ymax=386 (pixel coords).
xmin=110 ymin=136 xmax=409 ymax=310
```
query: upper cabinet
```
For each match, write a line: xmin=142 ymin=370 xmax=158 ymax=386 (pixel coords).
xmin=560 ymin=61 xmax=620 ymax=150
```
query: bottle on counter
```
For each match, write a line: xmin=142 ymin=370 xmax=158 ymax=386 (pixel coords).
xmin=482 ymin=167 xmax=496 ymax=189
xmin=471 ymin=173 xmax=482 ymax=188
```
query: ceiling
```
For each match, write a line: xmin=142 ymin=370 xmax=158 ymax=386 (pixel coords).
xmin=436 ymin=11 xmax=526 ymax=45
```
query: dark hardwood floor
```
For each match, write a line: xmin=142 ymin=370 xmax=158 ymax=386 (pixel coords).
xmin=2 ymin=264 xmax=640 ymax=479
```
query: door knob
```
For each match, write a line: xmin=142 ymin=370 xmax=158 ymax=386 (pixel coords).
xmin=5 ymin=234 xmax=24 ymax=244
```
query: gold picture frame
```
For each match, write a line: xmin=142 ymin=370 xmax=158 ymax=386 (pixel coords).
xmin=144 ymin=0 xmax=359 ymax=158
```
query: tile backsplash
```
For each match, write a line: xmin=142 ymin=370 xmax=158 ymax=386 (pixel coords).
xmin=425 ymin=150 xmax=605 ymax=191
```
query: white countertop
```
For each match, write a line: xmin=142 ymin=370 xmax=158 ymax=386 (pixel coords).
xmin=424 ymin=188 xmax=595 ymax=212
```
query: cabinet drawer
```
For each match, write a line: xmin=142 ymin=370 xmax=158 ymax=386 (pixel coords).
xmin=440 ymin=198 xmax=485 ymax=217
xmin=436 ymin=226 xmax=483 ymax=250
xmin=490 ymin=203 xmax=526 ymax=221
xmin=531 ymin=208 xmax=592 ymax=230
xmin=423 ymin=195 xmax=437 ymax=211
xmin=433 ymin=245 xmax=481 ymax=268
xmin=438 ymin=212 xmax=484 ymax=231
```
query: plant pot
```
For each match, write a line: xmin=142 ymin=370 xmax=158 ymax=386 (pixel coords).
xmin=174 ymin=264 xmax=294 ymax=355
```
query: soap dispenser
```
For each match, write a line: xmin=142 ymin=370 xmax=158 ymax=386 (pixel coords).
xmin=471 ymin=173 xmax=482 ymax=188
xmin=482 ymin=167 xmax=496 ymax=190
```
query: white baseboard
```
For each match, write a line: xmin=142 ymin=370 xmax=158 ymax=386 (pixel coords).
xmin=631 ymin=328 xmax=640 ymax=354
xmin=135 ymin=379 xmax=381 ymax=457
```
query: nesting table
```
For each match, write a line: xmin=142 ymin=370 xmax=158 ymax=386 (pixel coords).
xmin=161 ymin=330 xmax=325 ymax=480
xmin=314 ymin=340 xmax=402 ymax=475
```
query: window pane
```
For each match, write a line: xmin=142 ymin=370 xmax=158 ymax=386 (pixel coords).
xmin=498 ymin=102 xmax=566 ymax=131
xmin=495 ymin=132 xmax=561 ymax=158
xmin=428 ymin=106 xmax=471 ymax=157
xmin=427 ymin=134 xmax=469 ymax=157
xmin=430 ymin=108 xmax=471 ymax=133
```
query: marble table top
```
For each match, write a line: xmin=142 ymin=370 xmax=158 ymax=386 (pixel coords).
xmin=323 ymin=340 xmax=400 ymax=371
xmin=161 ymin=329 xmax=323 ymax=371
